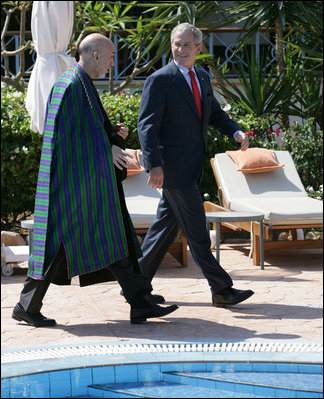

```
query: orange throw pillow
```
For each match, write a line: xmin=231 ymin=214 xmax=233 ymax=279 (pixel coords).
xmin=226 ymin=148 xmax=284 ymax=173
xmin=126 ymin=149 xmax=145 ymax=176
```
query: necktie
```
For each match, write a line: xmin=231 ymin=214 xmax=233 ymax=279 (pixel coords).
xmin=189 ymin=70 xmax=202 ymax=118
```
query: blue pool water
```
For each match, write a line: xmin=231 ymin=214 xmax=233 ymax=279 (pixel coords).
xmin=1 ymin=341 xmax=323 ymax=398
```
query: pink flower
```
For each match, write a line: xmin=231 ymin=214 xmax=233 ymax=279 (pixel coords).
xmin=268 ymin=134 xmax=271 ymax=138
xmin=267 ymin=129 xmax=271 ymax=133
xmin=275 ymin=129 xmax=280 ymax=133
xmin=254 ymin=134 xmax=257 ymax=137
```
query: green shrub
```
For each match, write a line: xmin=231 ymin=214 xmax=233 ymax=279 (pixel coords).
xmin=1 ymin=86 xmax=42 ymax=230
xmin=281 ymin=118 xmax=323 ymax=197
xmin=307 ymin=185 xmax=323 ymax=201
xmin=220 ymin=102 xmax=281 ymax=149
xmin=101 ymin=89 xmax=142 ymax=149
xmin=223 ymin=105 xmax=323 ymax=198
xmin=1 ymin=88 xmax=141 ymax=230
xmin=1 ymin=86 xmax=322 ymax=231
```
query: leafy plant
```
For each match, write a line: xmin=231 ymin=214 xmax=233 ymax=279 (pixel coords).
xmin=101 ymin=89 xmax=142 ymax=149
xmin=1 ymin=1 xmax=33 ymax=92
xmin=2 ymin=1 xmax=218 ymax=94
xmin=281 ymin=118 xmax=323 ymax=193
xmin=307 ymin=185 xmax=323 ymax=201
xmin=215 ymin=47 xmax=294 ymax=120
xmin=214 ymin=1 xmax=323 ymax=129
xmin=2 ymin=85 xmax=322 ymax=228
xmin=1 ymin=86 xmax=42 ymax=230
xmin=283 ymin=47 xmax=323 ymax=130
xmin=286 ymin=1 xmax=323 ymax=76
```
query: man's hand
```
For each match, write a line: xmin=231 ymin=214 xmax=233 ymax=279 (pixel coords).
xmin=112 ymin=145 xmax=134 ymax=170
xmin=115 ymin=123 xmax=129 ymax=140
xmin=148 ymin=166 xmax=164 ymax=189
xmin=235 ymin=131 xmax=249 ymax=151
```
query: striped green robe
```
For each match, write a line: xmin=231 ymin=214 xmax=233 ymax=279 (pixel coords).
xmin=28 ymin=63 xmax=140 ymax=279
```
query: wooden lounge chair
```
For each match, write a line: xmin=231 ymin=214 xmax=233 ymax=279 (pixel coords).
xmin=206 ymin=150 xmax=323 ymax=265
xmin=122 ymin=152 xmax=187 ymax=267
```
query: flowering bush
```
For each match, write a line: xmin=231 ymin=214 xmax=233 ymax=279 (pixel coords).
xmin=224 ymin=102 xmax=282 ymax=149
xmin=280 ymin=118 xmax=323 ymax=196
xmin=1 ymin=86 xmax=42 ymax=230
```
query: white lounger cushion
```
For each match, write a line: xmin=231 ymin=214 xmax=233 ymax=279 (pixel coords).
xmin=230 ymin=197 xmax=323 ymax=225
xmin=122 ymin=170 xmax=162 ymax=228
xmin=213 ymin=151 xmax=323 ymax=226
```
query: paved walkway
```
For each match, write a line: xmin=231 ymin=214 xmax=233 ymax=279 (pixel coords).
xmin=1 ymin=240 xmax=323 ymax=351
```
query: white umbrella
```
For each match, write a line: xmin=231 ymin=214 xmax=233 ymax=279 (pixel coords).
xmin=25 ymin=1 xmax=76 ymax=133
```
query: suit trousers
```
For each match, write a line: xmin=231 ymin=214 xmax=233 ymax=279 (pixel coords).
xmin=138 ymin=185 xmax=233 ymax=294
xmin=19 ymin=244 xmax=152 ymax=313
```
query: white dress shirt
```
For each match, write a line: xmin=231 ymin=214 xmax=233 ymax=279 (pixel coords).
xmin=174 ymin=61 xmax=202 ymax=98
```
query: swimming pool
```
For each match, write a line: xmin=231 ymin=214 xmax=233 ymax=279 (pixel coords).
xmin=1 ymin=341 xmax=323 ymax=398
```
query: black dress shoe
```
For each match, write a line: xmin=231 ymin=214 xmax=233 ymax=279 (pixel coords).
xmin=12 ymin=303 xmax=56 ymax=327
xmin=144 ymin=293 xmax=165 ymax=304
xmin=212 ymin=287 xmax=254 ymax=307
xmin=130 ymin=303 xmax=178 ymax=324
xmin=120 ymin=290 xmax=165 ymax=304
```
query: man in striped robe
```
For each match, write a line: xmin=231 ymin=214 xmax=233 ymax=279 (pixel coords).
xmin=12 ymin=33 xmax=178 ymax=326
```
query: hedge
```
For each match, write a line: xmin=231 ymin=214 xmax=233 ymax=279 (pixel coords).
xmin=1 ymin=87 xmax=322 ymax=230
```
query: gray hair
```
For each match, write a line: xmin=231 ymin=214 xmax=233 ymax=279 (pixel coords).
xmin=78 ymin=41 xmax=97 ymax=56
xmin=171 ymin=23 xmax=203 ymax=45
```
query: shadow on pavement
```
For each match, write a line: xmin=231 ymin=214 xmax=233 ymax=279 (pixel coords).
xmin=48 ymin=318 xmax=301 ymax=342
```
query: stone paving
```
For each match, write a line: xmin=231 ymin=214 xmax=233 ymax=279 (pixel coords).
xmin=1 ymin=240 xmax=323 ymax=351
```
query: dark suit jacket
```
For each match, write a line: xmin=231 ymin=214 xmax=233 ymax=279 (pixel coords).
xmin=138 ymin=60 xmax=241 ymax=188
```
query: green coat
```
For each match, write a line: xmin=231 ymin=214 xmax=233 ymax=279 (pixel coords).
xmin=28 ymin=63 xmax=141 ymax=283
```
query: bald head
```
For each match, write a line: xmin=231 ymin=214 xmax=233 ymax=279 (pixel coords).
xmin=78 ymin=33 xmax=115 ymax=79
xmin=79 ymin=33 xmax=113 ymax=56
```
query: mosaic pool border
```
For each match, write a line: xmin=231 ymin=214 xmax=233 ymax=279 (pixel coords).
xmin=2 ymin=340 xmax=322 ymax=379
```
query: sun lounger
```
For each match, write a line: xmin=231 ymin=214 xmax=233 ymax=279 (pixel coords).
xmin=2 ymin=244 xmax=29 ymax=276
xmin=207 ymin=150 xmax=323 ymax=265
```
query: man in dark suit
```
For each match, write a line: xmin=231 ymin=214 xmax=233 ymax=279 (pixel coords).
xmin=137 ymin=23 xmax=254 ymax=307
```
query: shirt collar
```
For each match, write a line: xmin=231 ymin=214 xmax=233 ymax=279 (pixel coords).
xmin=174 ymin=60 xmax=197 ymax=76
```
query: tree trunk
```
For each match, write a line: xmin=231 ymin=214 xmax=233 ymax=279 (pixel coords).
xmin=275 ymin=17 xmax=290 ymax=130
xmin=109 ymin=31 xmax=114 ymax=95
